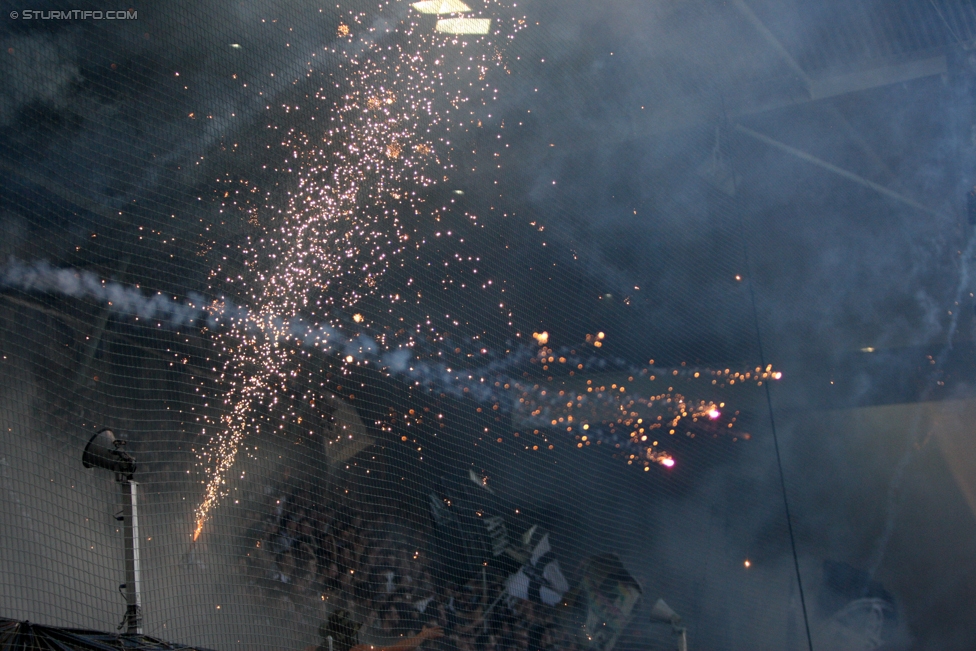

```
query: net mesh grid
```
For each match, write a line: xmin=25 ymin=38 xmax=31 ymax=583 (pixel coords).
xmin=3 ymin=1 xmax=976 ymax=650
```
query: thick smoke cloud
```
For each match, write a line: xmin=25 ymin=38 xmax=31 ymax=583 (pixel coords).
xmin=474 ymin=1 xmax=976 ymax=647
xmin=3 ymin=0 xmax=976 ymax=648
xmin=0 ymin=32 xmax=80 ymax=126
xmin=0 ymin=0 xmax=410 ymax=208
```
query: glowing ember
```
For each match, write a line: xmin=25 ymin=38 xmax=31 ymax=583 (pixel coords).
xmin=182 ymin=0 xmax=777 ymax=533
xmin=192 ymin=1 xmax=528 ymax=534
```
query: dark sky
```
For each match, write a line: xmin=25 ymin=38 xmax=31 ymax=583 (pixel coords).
xmin=3 ymin=0 xmax=976 ymax=649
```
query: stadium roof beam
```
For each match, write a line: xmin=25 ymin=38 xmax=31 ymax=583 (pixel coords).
xmin=805 ymin=55 xmax=948 ymax=102
xmin=605 ymin=51 xmax=947 ymax=145
xmin=731 ymin=0 xmax=813 ymax=89
xmin=730 ymin=0 xmax=948 ymax=103
xmin=734 ymin=124 xmax=949 ymax=219
xmin=731 ymin=0 xmax=901 ymax=179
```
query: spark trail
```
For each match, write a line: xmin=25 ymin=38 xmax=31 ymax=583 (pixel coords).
xmin=0 ymin=256 xmax=775 ymax=503
xmin=193 ymin=1 xmax=526 ymax=539
xmin=0 ymin=4 xmax=779 ymax=539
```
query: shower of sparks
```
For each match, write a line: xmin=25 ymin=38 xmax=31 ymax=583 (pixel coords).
xmin=193 ymin=1 xmax=526 ymax=539
xmin=501 ymin=347 xmax=778 ymax=471
xmin=0 ymin=254 xmax=779 ymax=531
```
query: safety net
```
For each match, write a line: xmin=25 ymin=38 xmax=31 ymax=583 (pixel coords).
xmin=3 ymin=1 xmax=976 ymax=650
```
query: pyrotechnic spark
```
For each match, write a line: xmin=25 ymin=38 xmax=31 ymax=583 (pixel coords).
xmin=498 ymin=348 xmax=780 ymax=471
xmin=192 ymin=0 xmax=527 ymax=538
xmin=0 ymin=248 xmax=779 ymax=479
xmin=0 ymin=250 xmax=776 ymax=485
xmin=0 ymin=1 xmax=775 ymax=530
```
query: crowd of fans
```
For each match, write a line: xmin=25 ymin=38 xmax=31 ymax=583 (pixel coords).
xmin=243 ymin=485 xmax=587 ymax=651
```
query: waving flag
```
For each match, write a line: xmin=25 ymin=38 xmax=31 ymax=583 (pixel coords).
xmin=504 ymin=527 xmax=569 ymax=606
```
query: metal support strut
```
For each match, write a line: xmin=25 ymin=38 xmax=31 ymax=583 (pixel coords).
xmin=119 ymin=477 xmax=142 ymax=634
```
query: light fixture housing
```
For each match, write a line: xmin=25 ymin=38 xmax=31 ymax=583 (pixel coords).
xmin=411 ymin=0 xmax=472 ymax=14
xmin=435 ymin=18 xmax=492 ymax=34
xmin=83 ymin=428 xmax=137 ymax=476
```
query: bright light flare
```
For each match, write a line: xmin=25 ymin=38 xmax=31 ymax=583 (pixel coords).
xmin=412 ymin=0 xmax=472 ymax=13
xmin=660 ymin=457 xmax=675 ymax=468
xmin=436 ymin=18 xmax=492 ymax=34
xmin=707 ymin=408 xmax=721 ymax=420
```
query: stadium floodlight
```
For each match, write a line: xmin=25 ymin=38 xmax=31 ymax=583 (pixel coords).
xmin=83 ymin=428 xmax=136 ymax=475
xmin=411 ymin=0 xmax=472 ymax=14
xmin=83 ymin=429 xmax=142 ymax=635
xmin=650 ymin=599 xmax=688 ymax=651
xmin=435 ymin=18 xmax=492 ymax=34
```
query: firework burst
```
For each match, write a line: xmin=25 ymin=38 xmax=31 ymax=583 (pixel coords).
xmin=193 ymin=0 xmax=527 ymax=539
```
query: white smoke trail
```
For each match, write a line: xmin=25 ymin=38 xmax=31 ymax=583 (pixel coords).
xmin=3 ymin=257 xmax=763 ymax=494
xmin=2 ymin=258 xmax=222 ymax=327
xmin=0 ymin=257 xmax=752 ymax=414
xmin=0 ymin=257 xmax=526 ymax=391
